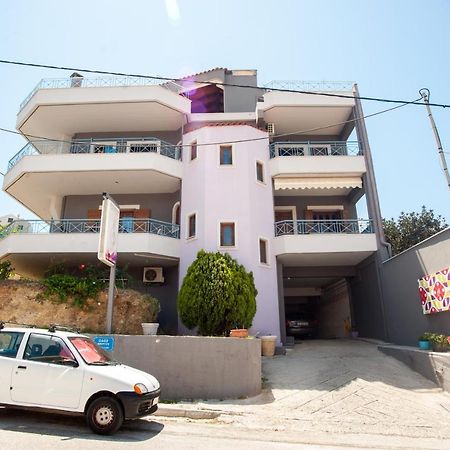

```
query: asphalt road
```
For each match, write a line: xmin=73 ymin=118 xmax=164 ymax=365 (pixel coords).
xmin=0 ymin=408 xmax=355 ymax=450
xmin=1 ymin=407 xmax=449 ymax=450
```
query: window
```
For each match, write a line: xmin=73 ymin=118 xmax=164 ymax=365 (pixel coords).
xmin=220 ymin=222 xmax=235 ymax=247
xmin=220 ymin=145 xmax=233 ymax=165
xmin=190 ymin=141 xmax=197 ymax=161
xmin=24 ymin=334 xmax=77 ymax=366
xmin=188 ymin=213 xmax=196 ymax=239
xmin=7 ymin=218 xmax=13 ymax=223
xmin=256 ymin=161 xmax=264 ymax=183
xmin=0 ymin=331 xmax=24 ymax=358
xmin=259 ymin=239 xmax=268 ymax=264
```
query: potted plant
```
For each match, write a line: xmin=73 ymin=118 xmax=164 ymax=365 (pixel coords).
xmin=429 ymin=333 xmax=450 ymax=352
xmin=418 ymin=332 xmax=432 ymax=350
xmin=141 ymin=295 xmax=161 ymax=335
xmin=229 ymin=327 xmax=249 ymax=338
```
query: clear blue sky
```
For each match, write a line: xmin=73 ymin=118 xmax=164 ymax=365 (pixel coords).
xmin=1 ymin=0 xmax=449 ymax=222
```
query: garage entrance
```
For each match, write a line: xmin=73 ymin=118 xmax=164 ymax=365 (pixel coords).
xmin=282 ymin=275 xmax=353 ymax=344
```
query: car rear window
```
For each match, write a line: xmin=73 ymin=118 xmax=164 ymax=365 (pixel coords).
xmin=0 ymin=331 xmax=24 ymax=358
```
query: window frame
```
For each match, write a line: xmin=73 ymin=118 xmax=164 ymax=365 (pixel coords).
xmin=219 ymin=221 xmax=236 ymax=248
xmin=219 ymin=144 xmax=234 ymax=167
xmin=258 ymin=237 xmax=269 ymax=266
xmin=256 ymin=160 xmax=265 ymax=184
xmin=190 ymin=141 xmax=198 ymax=161
xmin=187 ymin=212 xmax=197 ymax=240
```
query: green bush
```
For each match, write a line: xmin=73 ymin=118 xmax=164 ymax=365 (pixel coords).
xmin=42 ymin=273 xmax=106 ymax=308
xmin=177 ymin=250 xmax=257 ymax=336
xmin=0 ymin=261 xmax=14 ymax=280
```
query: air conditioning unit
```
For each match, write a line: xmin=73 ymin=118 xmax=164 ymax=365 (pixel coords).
xmin=143 ymin=267 xmax=164 ymax=283
xmin=266 ymin=123 xmax=275 ymax=135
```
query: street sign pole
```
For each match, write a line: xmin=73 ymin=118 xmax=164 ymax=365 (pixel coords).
xmin=98 ymin=192 xmax=120 ymax=334
xmin=106 ymin=264 xmax=116 ymax=334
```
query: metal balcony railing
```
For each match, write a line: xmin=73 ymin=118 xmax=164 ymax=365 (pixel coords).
xmin=264 ymin=80 xmax=354 ymax=92
xmin=274 ymin=219 xmax=373 ymax=237
xmin=269 ymin=141 xmax=361 ymax=159
xmin=7 ymin=137 xmax=182 ymax=172
xmin=0 ymin=219 xmax=180 ymax=239
xmin=19 ymin=76 xmax=185 ymax=112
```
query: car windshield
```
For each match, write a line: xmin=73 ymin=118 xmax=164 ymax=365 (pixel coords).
xmin=69 ymin=337 xmax=117 ymax=365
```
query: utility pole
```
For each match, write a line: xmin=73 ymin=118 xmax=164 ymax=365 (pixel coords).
xmin=419 ymin=88 xmax=450 ymax=192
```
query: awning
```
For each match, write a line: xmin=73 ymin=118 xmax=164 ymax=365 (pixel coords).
xmin=274 ymin=177 xmax=362 ymax=191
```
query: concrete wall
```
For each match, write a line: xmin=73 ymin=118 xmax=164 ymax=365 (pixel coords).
xmin=126 ymin=265 xmax=179 ymax=336
xmin=349 ymin=254 xmax=386 ymax=340
xmin=111 ymin=335 xmax=262 ymax=400
xmin=318 ymin=280 xmax=351 ymax=338
xmin=224 ymin=71 xmax=264 ymax=113
xmin=381 ymin=228 xmax=450 ymax=346
xmin=379 ymin=344 xmax=450 ymax=392
xmin=63 ymin=192 xmax=180 ymax=222
xmin=274 ymin=195 xmax=358 ymax=220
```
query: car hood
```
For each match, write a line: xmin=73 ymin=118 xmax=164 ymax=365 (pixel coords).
xmin=87 ymin=363 xmax=160 ymax=392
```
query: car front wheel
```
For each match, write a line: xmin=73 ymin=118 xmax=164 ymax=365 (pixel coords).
xmin=86 ymin=396 xmax=124 ymax=435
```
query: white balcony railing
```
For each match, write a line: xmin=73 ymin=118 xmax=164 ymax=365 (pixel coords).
xmin=7 ymin=137 xmax=182 ymax=172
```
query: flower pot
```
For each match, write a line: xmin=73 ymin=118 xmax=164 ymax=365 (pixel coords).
xmin=142 ymin=323 xmax=159 ymax=335
xmin=260 ymin=335 xmax=277 ymax=357
xmin=418 ymin=340 xmax=430 ymax=350
xmin=432 ymin=342 xmax=449 ymax=352
xmin=229 ymin=328 xmax=248 ymax=338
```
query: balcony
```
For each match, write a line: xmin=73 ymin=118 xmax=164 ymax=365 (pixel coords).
xmin=17 ymin=76 xmax=191 ymax=139
xmin=273 ymin=219 xmax=377 ymax=266
xmin=0 ymin=218 xmax=180 ymax=239
xmin=0 ymin=218 xmax=180 ymax=278
xmin=257 ymin=82 xmax=355 ymax=138
xmin=7 ymin=137 xmax=182 ymax=172
xmin=269 ymin=141 xmax=366 ymax=195
xmin=4 ymin=138 xmax=182 ymax=219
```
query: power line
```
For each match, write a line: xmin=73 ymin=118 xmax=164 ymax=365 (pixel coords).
xmin=0 ymin=97 xmax=417 ymax=151
xmin=0 ymin=58 xmax=448 ymax=108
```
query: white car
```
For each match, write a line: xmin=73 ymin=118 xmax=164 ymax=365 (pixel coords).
xmin=0 ymin=323 xmax=160 ymax=434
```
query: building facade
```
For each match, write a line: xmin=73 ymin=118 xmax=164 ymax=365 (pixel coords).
xmin=0 ymin=69 xmax=389 ymax=341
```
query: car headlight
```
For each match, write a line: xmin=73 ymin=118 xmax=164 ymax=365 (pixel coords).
xmin=134 ymin=383 xmax=149 ymax=395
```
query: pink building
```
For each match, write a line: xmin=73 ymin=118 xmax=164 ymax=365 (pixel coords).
xmin=1 ymin=69 xmax=388 ymax=343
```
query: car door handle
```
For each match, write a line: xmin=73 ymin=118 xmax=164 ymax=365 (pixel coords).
xmin=17 ymin=366 xmax=27 ymax=370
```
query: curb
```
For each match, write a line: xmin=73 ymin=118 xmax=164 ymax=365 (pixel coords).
xmin=155 ymin=406 xmax=220 ymax=420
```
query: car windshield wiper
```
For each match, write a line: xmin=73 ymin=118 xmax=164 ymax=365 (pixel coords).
xmin=89 ymin=360 xmax=119 ymax=366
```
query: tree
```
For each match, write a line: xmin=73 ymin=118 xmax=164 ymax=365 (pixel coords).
xmin=177 ymin=250 xmax=257 ymax=336
xmin=382 ymin=206 xmax=447 ymax=255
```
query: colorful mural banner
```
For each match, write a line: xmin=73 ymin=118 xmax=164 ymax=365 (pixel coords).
xmin=418 ymin=267 xmax=450 ymax=315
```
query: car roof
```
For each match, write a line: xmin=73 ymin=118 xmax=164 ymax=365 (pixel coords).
xmin=0 ymin=327 xmax=87 ymax=338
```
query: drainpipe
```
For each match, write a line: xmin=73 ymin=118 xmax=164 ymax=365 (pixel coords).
xmin=353 ymin=84 xmax=390 ymax=341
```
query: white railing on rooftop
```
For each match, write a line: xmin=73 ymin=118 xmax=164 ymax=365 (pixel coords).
xmin=19 ymin=76 xmax=185 ymax=112
xmin=264 ymin=80 xmax=354 ymax=92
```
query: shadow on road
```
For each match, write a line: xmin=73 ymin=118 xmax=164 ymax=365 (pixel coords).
xmin=0 ymin=407 xmax=164 ymax=442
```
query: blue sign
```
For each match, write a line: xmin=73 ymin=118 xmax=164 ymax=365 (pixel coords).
xmin=93 ymin=336 xmax=115 ymax=352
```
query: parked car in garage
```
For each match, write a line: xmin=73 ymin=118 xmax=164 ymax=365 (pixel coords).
xmin=286 ymin=308 xmax=318 ymax=338
xmin=0 ymin=323 xmax=160 ymax=434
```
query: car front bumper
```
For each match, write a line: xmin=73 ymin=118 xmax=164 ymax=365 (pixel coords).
xmin=117 ymin=387 xmax=160 ymax=419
